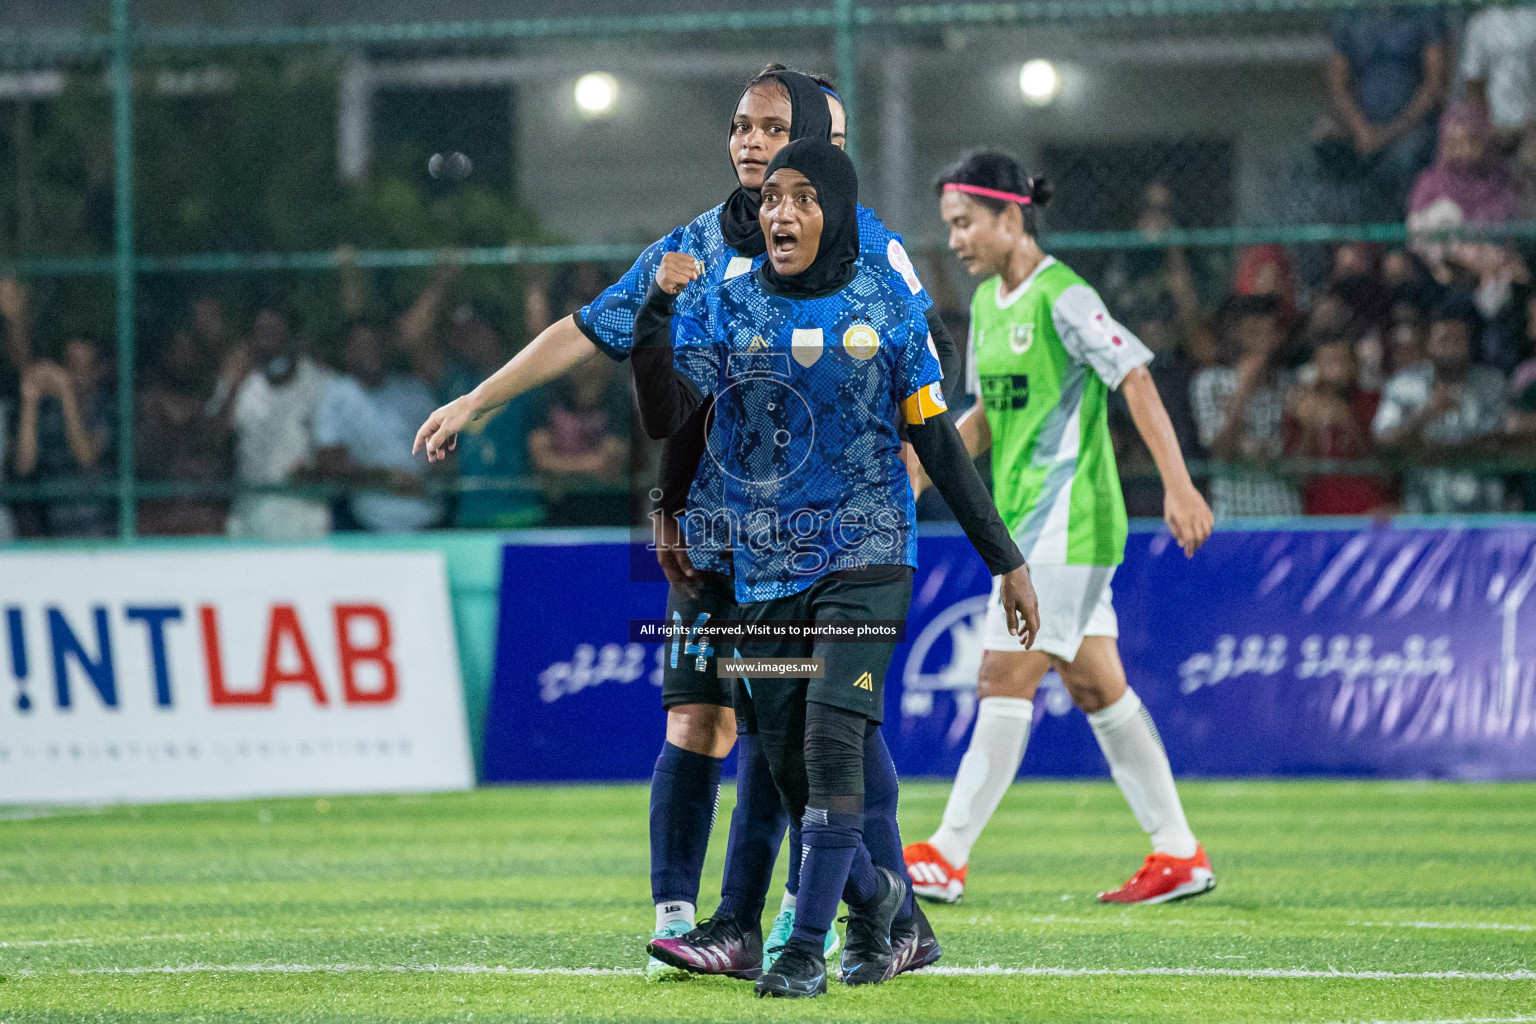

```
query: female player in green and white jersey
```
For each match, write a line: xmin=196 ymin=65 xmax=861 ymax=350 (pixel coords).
xmin=903 ymin=151 xmax=1217 ymax=905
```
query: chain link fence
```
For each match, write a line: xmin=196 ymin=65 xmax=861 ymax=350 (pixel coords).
xmin=0 ymin=0 xmax=1531 ymax=540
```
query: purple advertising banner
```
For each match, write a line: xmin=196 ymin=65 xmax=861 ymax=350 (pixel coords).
xmin=484 ymin=524 xmax=1536 ymax=782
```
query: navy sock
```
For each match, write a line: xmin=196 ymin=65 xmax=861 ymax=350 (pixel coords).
xmin=789 ymin=807 xmax=871 ymax=947
xmin=649 ymin=741 xmax=723 ymax=907
xmin=841 ymin=841 xmax=879 ymax=908
xmin=785 ymin=821 xmax=802 ymax=898
xmin=861 ymin=729 xmax=913 ymax=919
xmin=715 ymin=734 xmax=788 ymax=925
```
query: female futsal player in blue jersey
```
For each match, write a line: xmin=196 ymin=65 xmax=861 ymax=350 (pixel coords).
xmin=412 ymin=66 xmax=953 ymax=978
xmin=631 ymin=139 xmax=1039 ymax=997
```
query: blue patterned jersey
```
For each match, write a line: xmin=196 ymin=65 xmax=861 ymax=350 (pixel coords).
xmin=575 ymin=204 xmax=933 ymax=581
xmin=852 ymin=205 xmax=932 ymax=314
xmin=674 ymin=262 xmax=946 ymax=603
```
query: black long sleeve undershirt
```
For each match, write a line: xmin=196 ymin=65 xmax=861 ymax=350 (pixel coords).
xmin=908 ymin=412 xmax=1025 ymax=577
xmin=656 ymin=399 xmax=713 ymax=516
xmin=630 ymin=282 xmax=705 ymax=441
xmin=924 ymin=306 xmax=962 ymax=410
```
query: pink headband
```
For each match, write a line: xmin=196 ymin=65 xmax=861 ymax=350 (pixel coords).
xmin=944 ymin=182 xmax=1031 ymax=205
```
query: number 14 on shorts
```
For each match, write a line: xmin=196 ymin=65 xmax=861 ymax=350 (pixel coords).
xmin=670 ymin=611 xmax=715 ymax=673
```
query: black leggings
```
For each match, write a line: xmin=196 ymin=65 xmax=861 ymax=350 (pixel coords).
xmin=803 ymin=701 xmax=871 ymax=817
xmin=752 ymin=697 xmax=872 ymax=823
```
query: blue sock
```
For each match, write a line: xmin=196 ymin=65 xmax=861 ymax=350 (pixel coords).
xmin=861 ymin=729 xmax=913 ymax=919
xmin=649 ymin=742 xmax=723 ymax=908
xmin=786 ymin=821 xmax=802 ymax=898
xmin=715 ymin=734 xmax=788 ymax=926
xmin=789 ymin=807 xmax=875 ymax=948
xmin=842 ymin=834 xmax=879 ymax=908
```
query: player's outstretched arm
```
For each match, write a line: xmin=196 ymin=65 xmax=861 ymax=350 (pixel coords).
xmin=1121 ymin=365 xmax=1213 ymax=557
xmin=413 ymin=315 xmax=597 ymax=462
xmin=908 ymin=410 xmax=1039 ymax=647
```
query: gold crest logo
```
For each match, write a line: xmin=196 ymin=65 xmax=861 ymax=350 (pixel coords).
xmin=853 ymin=671 xmax=874 ymax=691
xmin=843 ymin=324 xmax=881 ymax=360
xmin=748 ymin=334 xmax=769 ymax=351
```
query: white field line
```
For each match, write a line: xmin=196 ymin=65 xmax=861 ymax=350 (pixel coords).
xmin=21 ymin=963 xmax=1534 ymax=982
xmin=0 ymin=923 xmax=446 ymax=950
xmin=0 ymin=933 xmax=195 ymax=949
xmin=1021 ymin=914 xmax=1254 ymax=927
xmin=1318 ymin=1017 xmax=1536 ymax=1024
xmin=0 ymin=806 xmax=107 ymax=822
xmin=1351 ymin=920 xmax=1535 ymax=933
xmin=974 ymin=915 xmax=1533 ymax=933
xmin=921 ymin=966 xmax=1536 ymax=981
xmin=4 ymin=918 xmax=1526 ymax=951
xmin=71 ymin=964 xmax=633 ymax=977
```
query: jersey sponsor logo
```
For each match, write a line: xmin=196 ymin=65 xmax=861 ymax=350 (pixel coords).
xmin=1009 ymin=323 xmax=1034 ymax=355
xmin=725 ymin=256 xmax=753 ymax=280
xmin=981 ymin=373 xmax=1029 ymax=411
xmin=748 ymin=333 xmax=769 ymax=351
xmin=792 ymin=327 xmax=825 ymax=367
xmin=843 ymin=323 xmax=881 ymax=360
xmin=887 ymin=238 xmax=923 ymax=295
xmin=853 ymin=671 xmax=874 ymax=691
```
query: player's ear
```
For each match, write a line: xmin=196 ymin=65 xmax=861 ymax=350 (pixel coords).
xmin=1003 ymin=201 xmax=1025 ymax=236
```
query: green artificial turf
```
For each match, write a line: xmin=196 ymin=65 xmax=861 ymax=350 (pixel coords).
xmin=1 ymin=780 xmax=1533 ymax=1023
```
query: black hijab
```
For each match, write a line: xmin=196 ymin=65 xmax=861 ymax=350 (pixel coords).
xmin=756 ymin=138 xmax=859 ymax=300
xmin=718 ymin=71 xmax=835 ymax=257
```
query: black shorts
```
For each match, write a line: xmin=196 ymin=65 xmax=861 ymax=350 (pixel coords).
xmin=733 ymin=565 xmax=913 ymax=728
xmin=660 ymin=572 xmax=738 ymax=710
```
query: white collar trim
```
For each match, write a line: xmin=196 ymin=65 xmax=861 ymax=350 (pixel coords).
xmin=995 ymin=255 xmax=1056 ymax=309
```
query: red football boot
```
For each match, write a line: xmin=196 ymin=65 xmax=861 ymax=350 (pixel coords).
xmin=1098 ymin=845 xmax=1216 ymax=905
xmin=903 ymin=841 xmax=968 ymax=905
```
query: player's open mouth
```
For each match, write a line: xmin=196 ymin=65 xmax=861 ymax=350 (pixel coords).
xmin=771 ymin=230 xmax=798 ymax=257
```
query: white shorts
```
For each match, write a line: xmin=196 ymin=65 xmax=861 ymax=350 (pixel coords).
xmin=983 ymin=563 xmax=1118 ymax=662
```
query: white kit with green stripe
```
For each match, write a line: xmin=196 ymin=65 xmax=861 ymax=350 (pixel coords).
xmin=964 ymin=256 xmax=1153 ymax=566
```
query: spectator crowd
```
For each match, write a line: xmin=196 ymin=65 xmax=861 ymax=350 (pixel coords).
xmin=0 ymin=263 xmax=633 ymax=540
xmin=8 ymin=3 xmax=1536 ymax=538
xmin=1106 ymin=1 xmax=1536 ymax=520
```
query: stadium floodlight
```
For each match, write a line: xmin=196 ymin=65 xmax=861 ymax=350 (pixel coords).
xmin=1018 ymin=60 xmax=1060 ymax=107
xmin=574 ymin=72 xmax=618 ymax=117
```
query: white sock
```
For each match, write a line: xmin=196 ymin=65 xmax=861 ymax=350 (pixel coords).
xmin=655 ymin=900 xmax=695 ymax=931
xmin=1087 ymin=688 xmax=1197 ymax=858
xmin=779 ymin=891 xmax=796 ymax=914
xmin=929 ymin=696 xmax=1033 ymax=868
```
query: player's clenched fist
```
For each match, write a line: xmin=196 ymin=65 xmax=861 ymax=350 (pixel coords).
xmin=655 ymin=252 xmax=703 ymax=295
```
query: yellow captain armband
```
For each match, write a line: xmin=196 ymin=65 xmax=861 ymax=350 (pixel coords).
xmin=903 ymin=381 xmax=949 ymax=425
